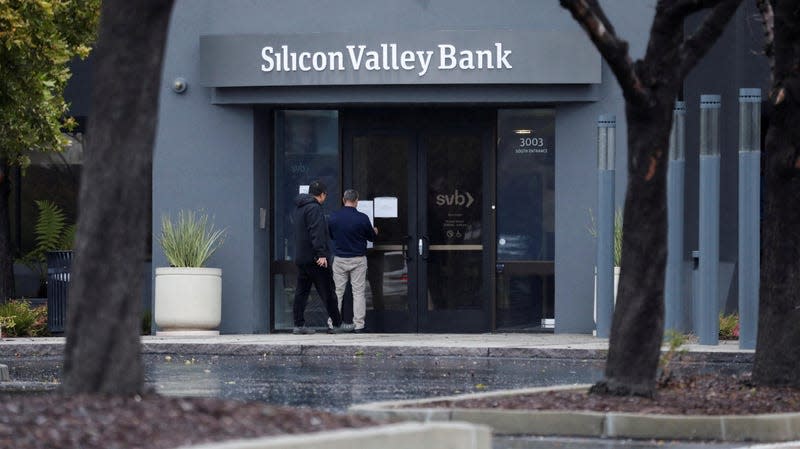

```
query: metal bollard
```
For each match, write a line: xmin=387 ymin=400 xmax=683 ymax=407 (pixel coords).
xmin=666 ymin=101 xmax=686 ymax=333
xmin=692 ymin=250 xmax=700 ymax=333
xmin=697 ymin=95 xmax=721 ymax=345
xmin=595 ymin=114 xmax=616 ymax=339
xmin=738 ymin=88 xmax=761 ymax=349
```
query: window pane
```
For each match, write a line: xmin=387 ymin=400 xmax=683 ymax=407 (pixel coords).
xmin=496 ymin=109 xmax=555 ymax=261
xmin=272 ymin=110 xmax=339 ymax=330
xmin=496 ymin=109 xmax=555 ymax=330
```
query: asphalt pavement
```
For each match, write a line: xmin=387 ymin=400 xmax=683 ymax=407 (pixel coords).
xmin=0 ymin=333 xmax=778 ymax=449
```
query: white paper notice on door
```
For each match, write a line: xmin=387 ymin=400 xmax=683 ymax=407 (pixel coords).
xmin=374 ymin=197 xmax=398 ymax=218
xmin=356 ymin=200 xmax=374 ymax=249
xmin=298 ymin=185 xmax=309 ymax=194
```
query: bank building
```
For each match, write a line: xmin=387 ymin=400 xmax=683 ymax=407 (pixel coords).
xmin=23 ymin=1 xmax=767 ymax=335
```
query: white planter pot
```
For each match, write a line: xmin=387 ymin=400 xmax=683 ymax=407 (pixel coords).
xmin=154 ymin=267 xmax=222 ymax=336
xmin=593 ymin=266 xmax=621 ymax=325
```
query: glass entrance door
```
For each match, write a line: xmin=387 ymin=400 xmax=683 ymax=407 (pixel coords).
xmin=344 ymin=110 xmax=492 ymax=332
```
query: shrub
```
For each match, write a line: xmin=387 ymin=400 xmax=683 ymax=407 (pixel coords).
xmin=719 ymin=313 xmax=739 ymax=340
xmin=0 ymin=300 xmax=49 ymax=337
xmin=658 ymin=329 xmax=689 ymax=387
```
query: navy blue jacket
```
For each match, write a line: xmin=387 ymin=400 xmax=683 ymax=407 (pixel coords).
xmin=292 ymin=194 xmax=330 ymax=265
xmin=328 ymin=206 xmax=376 ymax=257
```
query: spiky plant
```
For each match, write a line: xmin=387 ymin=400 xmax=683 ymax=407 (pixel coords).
xmin=613 ymin=209 xmax=623 ymax=267
xmin=158 ymin=210 xmax=226 ymax=268
xmin=587 ymin=207 xmax=624 ymax=267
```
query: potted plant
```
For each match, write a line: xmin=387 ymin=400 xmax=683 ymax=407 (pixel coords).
xmin=154 ymin=210 xmax=226 ymax=336
xmin=588 ymin=208 xmax=623 ymax=324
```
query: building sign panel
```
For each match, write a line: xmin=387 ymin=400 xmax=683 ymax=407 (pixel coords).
xmin=199 ymin=31 xmax=601 ymax=87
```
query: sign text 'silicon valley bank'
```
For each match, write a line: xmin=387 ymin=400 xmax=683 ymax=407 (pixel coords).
xmin=261 ymin=43 xmax=512 ymax=77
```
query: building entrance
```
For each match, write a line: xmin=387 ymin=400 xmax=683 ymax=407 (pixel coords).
xmin=342 ymin=109 xmax=493 ymax=332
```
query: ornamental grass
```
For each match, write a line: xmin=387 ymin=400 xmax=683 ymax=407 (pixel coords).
xmin=158 ymin=210 xmax=226 ymax=268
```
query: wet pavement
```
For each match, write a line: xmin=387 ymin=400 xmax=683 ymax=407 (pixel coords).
xmin=4 ymin=351 xmax=758 ymax=449
xmin=6 ymin=353 xmax=609 ymax=407
xmin=0 ymin=333 xmax=769 ymax=448
xmin=146 ymin=353 xmax=608 ymax=408
xmin=6 ymin=352 xmax=750 ymax=412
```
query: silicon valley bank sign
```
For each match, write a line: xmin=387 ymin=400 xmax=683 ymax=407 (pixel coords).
xmin=261 ymin=42 xmax=512 ymax=77
xmin=199 ymin=31 xmax=601 ymax=87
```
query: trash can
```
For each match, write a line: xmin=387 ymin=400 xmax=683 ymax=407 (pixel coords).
xmin=46 ymin=251 xmax=73 ymax=334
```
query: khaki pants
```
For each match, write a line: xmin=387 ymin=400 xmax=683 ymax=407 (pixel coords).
xmin=332 ymin=256 xmax=367 ymax=330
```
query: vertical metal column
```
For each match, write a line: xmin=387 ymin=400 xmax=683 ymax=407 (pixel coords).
xmin=738 ymin=88 xmax=761 ymax=350
xmin=665 ymin=101 xmax=686 ymax=332
xmin=596 ymin=115 xmax=616 ymax=338
xmin=697 ymin=95 xmax=721 ymax=345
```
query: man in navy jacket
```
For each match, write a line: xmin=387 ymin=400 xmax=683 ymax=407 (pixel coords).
xmin=291 ymin=180 xmax=351 ymax=334
xmin=328 ymin=189 xmax=377 ymax=332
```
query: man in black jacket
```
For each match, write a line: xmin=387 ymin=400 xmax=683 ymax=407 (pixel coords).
xmin=292 ymin=180 xmax=352 ymax=334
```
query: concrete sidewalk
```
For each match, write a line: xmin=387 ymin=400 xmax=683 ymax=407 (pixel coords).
xmin=0 ymin=333 xmax=753 ymax=363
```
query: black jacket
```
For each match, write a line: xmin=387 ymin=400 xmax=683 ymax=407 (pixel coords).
xmin=293 ymin=194 xmax=330 ymax=265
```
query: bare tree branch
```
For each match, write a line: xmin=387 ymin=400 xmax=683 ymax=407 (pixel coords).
xmin=677 ymin=0 xmax=743 ymax=80
xmin=756 ymin=0 xmax=775 ymax=67
xmin=773 ymin=0 xmax=800 ymax=84
xmin=756 ymin=0 xmax=776 ymax=86
xmin=583 ymin=0 xmax=617 ymax=36
xmin=645 ymin=0 xmax=710 ymax=66
xmin=661 ymin=0 xmax=727 ymax=18
xmin=560 ymin=0 xmax=647 ymax=106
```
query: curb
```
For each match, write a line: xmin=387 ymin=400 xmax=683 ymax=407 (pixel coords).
xmin=0 ymin=339 xmax=753 ymax=364
xmin=349 ymin=385 xmax=800 ymax=442
xmin=176 ymin=422 xmax=491 ymax=449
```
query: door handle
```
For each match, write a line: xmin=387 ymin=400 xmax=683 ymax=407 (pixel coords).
xmin=421 ymin=236 xmax=430 ymax=260
xmin=418 ymin=238 xmax=423 ymax=256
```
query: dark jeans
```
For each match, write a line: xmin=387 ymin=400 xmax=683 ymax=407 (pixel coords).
xmin=293 ymin=262 xmax=343 ymax=328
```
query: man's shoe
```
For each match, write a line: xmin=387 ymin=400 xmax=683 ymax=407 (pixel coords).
xmin=329 ymin=323 xmax=355 ymax=334
xmin=292 ymin=326 xmax=315 ymax=335
xmin=353 ymin=328 xmax=365 ymax=334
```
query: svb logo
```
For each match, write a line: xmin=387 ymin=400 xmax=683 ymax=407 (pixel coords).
xmin=435 ymin=189 xmax=474 ymax=208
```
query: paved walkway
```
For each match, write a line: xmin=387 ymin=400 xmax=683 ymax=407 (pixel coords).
xmin=0 ymin=333 xmax=753 ymax=362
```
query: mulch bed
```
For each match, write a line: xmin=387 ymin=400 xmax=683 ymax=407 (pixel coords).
xmin=0 ymin=393 xmax=381 ymax=449
xmin=421 ymin=373 xmax=800 ymax=415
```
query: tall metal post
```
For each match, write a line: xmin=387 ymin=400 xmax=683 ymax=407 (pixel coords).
xmin=665 ymin=101 xmax=686 ymax=332
xmin=738 ymin=88 xmax=761 ymax=349
xmin=697 ymin=95 xmax=721 ymax=345
xmin=596 ymin=115 xmax=616 ymax=338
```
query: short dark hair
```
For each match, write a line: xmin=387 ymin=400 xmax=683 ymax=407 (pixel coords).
xmin=309 ymin=180 xmax=327 ymax=196
xmin=343 ymin=189 xmax=359 ymax=202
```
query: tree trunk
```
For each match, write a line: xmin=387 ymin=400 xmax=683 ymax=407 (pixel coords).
xmin=62 ymin=0 xmax=174 ymax=395
xmin=591 ymin=102 xmax=672 ymax=397
xmin=753 ymin=77 xmax=800 ymax=387
xmin=560 ymin=0 xmax=741 ymax=397
xmin=0 ymin=161 xmax=15 ymax=302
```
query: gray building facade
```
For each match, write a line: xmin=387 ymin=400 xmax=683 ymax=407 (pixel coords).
xmin=149 ymin=0 xmax=767 ymax=334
